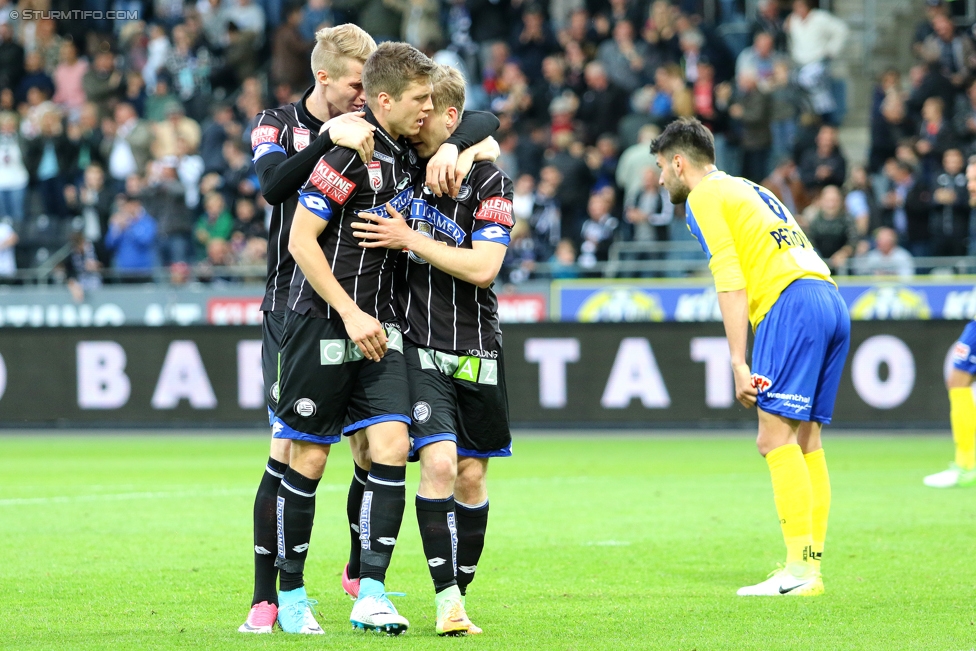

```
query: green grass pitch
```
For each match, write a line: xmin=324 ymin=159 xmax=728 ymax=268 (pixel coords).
xmin=2 ymin=433 xmax=974 ymax=650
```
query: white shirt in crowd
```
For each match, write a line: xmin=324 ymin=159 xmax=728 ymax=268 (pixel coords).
xmin=788 ymin=8 xmax=849 ymax=66
xmin=0 ymin=134 xmax=29 ymax=190
xmin=0 ymin=221 xmax=17 ymax=277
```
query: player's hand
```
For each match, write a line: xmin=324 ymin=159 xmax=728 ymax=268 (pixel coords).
xmin=341 ymin=308 xmax=388 ymax=362
xmin=426 ymin=143 xmax=459 ymax=197
xmin=352 ymin=203 xmax=415 ymax=250
xmin=733 ymin=363 xmax=757 ymax=408
xmin=324 ymin=112 xmax=375 ymax=163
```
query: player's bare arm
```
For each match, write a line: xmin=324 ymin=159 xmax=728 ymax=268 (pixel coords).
xmin=289 ymin=203 xmax=388 ymax=361
xmin=322 ymin=111 xmax=375 ymax=163
xmin=716 ymin=289 xmax=756 ymax=408
xmin=352 ymin=203 xmax=507 ymax=288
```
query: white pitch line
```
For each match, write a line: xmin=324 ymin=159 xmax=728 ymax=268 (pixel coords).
xmin=0 ymin=484 xmax=346 ymax=507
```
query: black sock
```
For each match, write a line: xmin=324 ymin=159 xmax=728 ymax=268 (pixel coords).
xmin=359 ymin=463 xmax=406 ymax=584
xmin=274 ymin=467 xmax=319 ymax=593
xmin=346 ymin=464 xmax=369 ymax=580
xmin=455 ymin=499 xmax=489 ymax=596
xmin=252 ymin=457 xmax=287 ymax=606
xmin=416 ymin=495 xmax=458 ymax=593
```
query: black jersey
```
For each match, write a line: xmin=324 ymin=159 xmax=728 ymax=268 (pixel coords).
xmin=399 ymin=161 xmax=514 ymax=351
xmin=289 ymin=106 xmax=419 ymax=322
xmin=251 ymin=86 xmax=332 ymax=313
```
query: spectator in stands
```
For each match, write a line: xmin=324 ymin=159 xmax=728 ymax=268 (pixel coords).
xmin=844 ymin=164 xmax=874 ymax=237
xmin=617 ymin=124 xmax=659 ymax=205
xmin=195 ymin=191 xmax=233 ymax=259
xmin=915 ymin=96 xmax=957 ymax=181
xmin=805 ymin=185 xmax=859 ymax=272
xmin=762 ymin=156 xmax=810 ymax=217
xmin=195 ymin=237 xmax=237 ymax=284
xmin=920 ymin=12 xmax=975 ymax=90
xmin=64 ymin=163 xmax=114 ymax=255
xmin=953 ymin=78 xmax=976 ymax=145
xmin=105 ymin=195 xmax=157 ymax=281
xmin=913 ymin=0 xmax=948 ymax=59
xmin=730 ymin=70 xmax=772 ymax=183
xmin=786 ymin=0 xmax=848 ymax=121
xmin=736 ymin=31 xmax=785 ymax=88
xmin=549 ymin=238 xmax=579 ymax=279
xmin=17 ymin=52 xmax=55 ymax=106
xmin=870 ymin=93 xmax=914 ymax=175
xmin=219 ymin=139 xmax=257 ymax=206
xmin=165 ymin=24 xmax=211 ymax=120
xmin=578 ymin=191 xmax=618 ymax=269
xmin=82 ymin=50 xmax=123 ymax=107
xmin=0 ymin=217 xmax=17 ymax=280
xmin=597 ymin=19 xmax=655 ymax=94
xmin=880 ymin=159 xmax=931 ymax=256
xmin=175 ymin=137 xmax=205 ymax=212
xmin=231 ymin=196 xmax=266 ymax=246
xmin=105 ymin=103 xmax=153 ymax=193
xmin=799 ymin=124 xmax=846 ymax=192
xmin=502 ymin=218 xmax=537 ymax=284
xmin=769 ymin=60 xmax=799 ymax=164
xmin=930 ymin=147 xmax=970 ymax=256
xmin=152 ymin=102 xmax=202 ymax=160
xmin=52 ymin=42 xmax=88 ymax=117
xmin=856 ymin=227 xmax=915 ymax=279
xmin=529 ymin=166 xmax=563 ymax=262
xmin=547 ymin=133 xmax=592 ymax=235
xmin=750 ymin=0 xmax=787 ymax=52
xmin=0 ymin=23 xmax=24 ymax=94
xmin=62 ymin=230 xmax=102 ymax=302
xmin=143 ymin=24 xmax=171 ymax=92
xmin=24 ymin=109 xmax=75 ymax=219
xmin=0 ymin=112 xmax=28 ymax=223
xmin=301 ymin=0 xmax=335 ymax=41
xmin=271 ymin=5 xmax=313 ymax=90
xmin=145 ymin=157 xmax=194 ymax=266
xmin=123 ymin=72 xmax=147 ymax=118
xmin=511 ymin=4 xmax=561 ymax=83
xmin=622 ymin=166 xmax=672 ymax=244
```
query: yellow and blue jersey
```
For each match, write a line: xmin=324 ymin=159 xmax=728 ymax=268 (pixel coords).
xmin=685 ymin=171 xmax=834 ymax=329
xmin=953 ymin=321 xmax=976 ymax=375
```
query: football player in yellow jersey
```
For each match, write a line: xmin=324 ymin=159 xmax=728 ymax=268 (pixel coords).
xmin=652 ymin=118 xmax=851 ymax=596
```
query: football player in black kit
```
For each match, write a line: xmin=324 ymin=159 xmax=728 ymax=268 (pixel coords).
xmin=243 ymin=26 xmax=500 ymax=634
xmin=353 ymin=64 xmax=513 ymax=636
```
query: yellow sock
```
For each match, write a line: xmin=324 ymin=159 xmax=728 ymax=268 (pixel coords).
xmin=950 ymin=387 xmax=976 ymax=471
xmin=804 ymin=448 xmax=830 ymax=571
xmin=765 ymin=443 xmax=813 ymax=565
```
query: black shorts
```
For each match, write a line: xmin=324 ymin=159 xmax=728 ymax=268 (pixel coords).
xmin=273 ymin=310 xmax=411 ymax=445
xmin=404 ymin=339 xmax=511 ymax=459
xmin=262 ymin=309 xmax=286 ymax=422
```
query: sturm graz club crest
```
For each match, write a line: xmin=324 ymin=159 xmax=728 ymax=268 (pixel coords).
xmin=408 ymin=221 xmax=433 ymax=264
xmin=270 ymin=381 xmax=279 ymax=404
xmin=412 ymin=401 xmax=431 ymax=423
xmin=294 ymin=398 xmax=316 ymax=417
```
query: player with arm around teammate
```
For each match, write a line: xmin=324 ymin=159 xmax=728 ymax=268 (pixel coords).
xmin=269 ymin=42 xmax=437 ymax=635
xmin=652 ymin=118 xmax=850 ymax=596
xmin=242 ymin=24 xmax=502 ymax=633
xmin=353 ymin=64 xmax=512 ymax=635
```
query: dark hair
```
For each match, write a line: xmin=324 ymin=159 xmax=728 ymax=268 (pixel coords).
xmin=649 ymin=117 xmax=715 ymax=166
xmin=362 ymin=42 xmax=436 ymax=103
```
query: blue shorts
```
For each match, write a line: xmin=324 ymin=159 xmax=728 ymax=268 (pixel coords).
xmin=752 ymin=279 xmax=851 ymax=424
xmin=951 ymin=321 xmax=976 ymax=375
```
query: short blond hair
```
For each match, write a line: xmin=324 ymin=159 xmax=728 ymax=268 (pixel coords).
xmin=311 ymin=24 xmax=377 ymax=81
xmin=431 ymin=64 xmax=466 ymax=116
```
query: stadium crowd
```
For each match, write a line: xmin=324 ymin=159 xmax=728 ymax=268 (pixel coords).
xmin=0 ymin=0 xmax=973 ymax=288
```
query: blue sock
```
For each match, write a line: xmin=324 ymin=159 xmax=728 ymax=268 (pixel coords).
xmin=279 ymin=585 xmax=307 ymax=604
xmin=358 ymin=577 xmax=385 ymax=598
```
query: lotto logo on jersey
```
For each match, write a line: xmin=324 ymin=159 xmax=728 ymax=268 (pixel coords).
xmin=250 ymin=125 xmax=280 ymax=147
xmin=367 ymin=161 xmax=383 ymax=190
xmin=954 ymin=342 xmax=971 ymax=362
xmin=752 ymin=374 xmax=772 ymax=393
xmin=475 ymin=197 xmax=514 ymax=226
xmin=310 ymin=159 xmax=356 ymax=204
